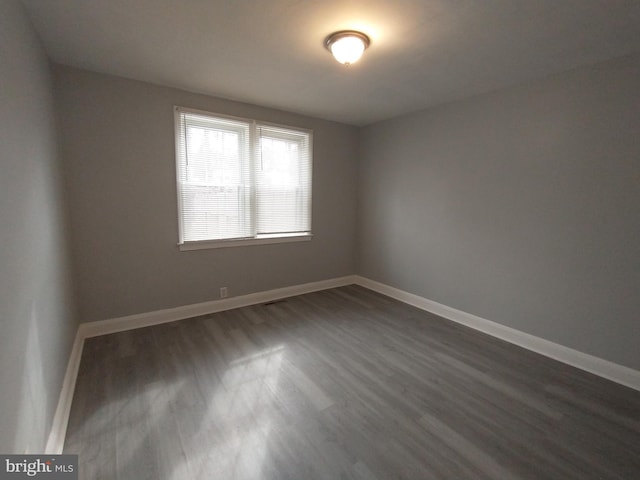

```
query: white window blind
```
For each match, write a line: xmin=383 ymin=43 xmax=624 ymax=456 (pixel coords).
xmin=256 ymin=125 xmax=312 ymax=235
xmin=175 ymin=107 xmax=312 ymax=247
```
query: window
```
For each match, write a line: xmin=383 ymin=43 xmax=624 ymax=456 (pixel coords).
xmin=174 ymin=107 xmax=312 ymax=250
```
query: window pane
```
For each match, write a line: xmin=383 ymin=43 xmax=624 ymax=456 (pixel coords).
xmin=176 ymin=111 xmax=251 ymax=241
xmin=256 ymin=127 xmax=311 ymax=235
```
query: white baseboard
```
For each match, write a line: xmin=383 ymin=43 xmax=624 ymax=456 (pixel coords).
xmin=81 ymin=275 xmax=357 ymax=338
xmin=45 ymin=272 xmax=640 ymax=454
xmin=45 ymin=328 xmax=85 ymax=454
xmin=353 ymin=275 xmax=640 ymax=392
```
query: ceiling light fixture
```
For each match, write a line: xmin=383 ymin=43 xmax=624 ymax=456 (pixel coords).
xmin=325 ymin=30 xmax=370 ymax=65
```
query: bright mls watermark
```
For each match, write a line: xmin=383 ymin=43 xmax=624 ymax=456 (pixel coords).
xmin=0 ymin=455 xmax=77 ymax=479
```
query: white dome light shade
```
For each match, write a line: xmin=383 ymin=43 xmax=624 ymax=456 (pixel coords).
xmin=330 ymin=36 xmax=365 ymax=64
xmin=325 ymin=31 xmax=370 ymax=65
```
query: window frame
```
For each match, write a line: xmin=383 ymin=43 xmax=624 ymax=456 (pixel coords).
xmin=174 ymin=106 xmax=313 ymax=250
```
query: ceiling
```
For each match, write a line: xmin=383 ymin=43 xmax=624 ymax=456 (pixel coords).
xmin=21 ymin=0 xmax=640 ymax=126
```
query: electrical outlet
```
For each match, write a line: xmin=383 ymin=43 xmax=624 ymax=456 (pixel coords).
xmin=220 ymin=287 xmax=228 ymax=298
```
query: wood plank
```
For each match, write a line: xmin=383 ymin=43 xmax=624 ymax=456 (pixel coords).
xmin=64 ymin=285 xmax=640 ymax=479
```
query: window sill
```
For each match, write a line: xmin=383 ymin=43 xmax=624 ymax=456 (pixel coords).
xmin=178 ymin=233 xmax=313 ymax=251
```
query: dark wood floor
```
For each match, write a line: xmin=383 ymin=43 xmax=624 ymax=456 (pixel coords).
xmin=64 ymin=285 xmax=640 ymax=479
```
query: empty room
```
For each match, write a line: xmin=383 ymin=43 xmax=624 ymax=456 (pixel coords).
xmin=1 ymin=0 xmax=639 ymax=478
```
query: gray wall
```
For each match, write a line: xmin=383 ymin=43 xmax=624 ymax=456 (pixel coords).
xmin=359 ymin=53 xmax=640 ymax=370
xmin=0 ymin=0 xmax=77 ymax=453
xmin=54 ymin=65 xmax=359 ymax=323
